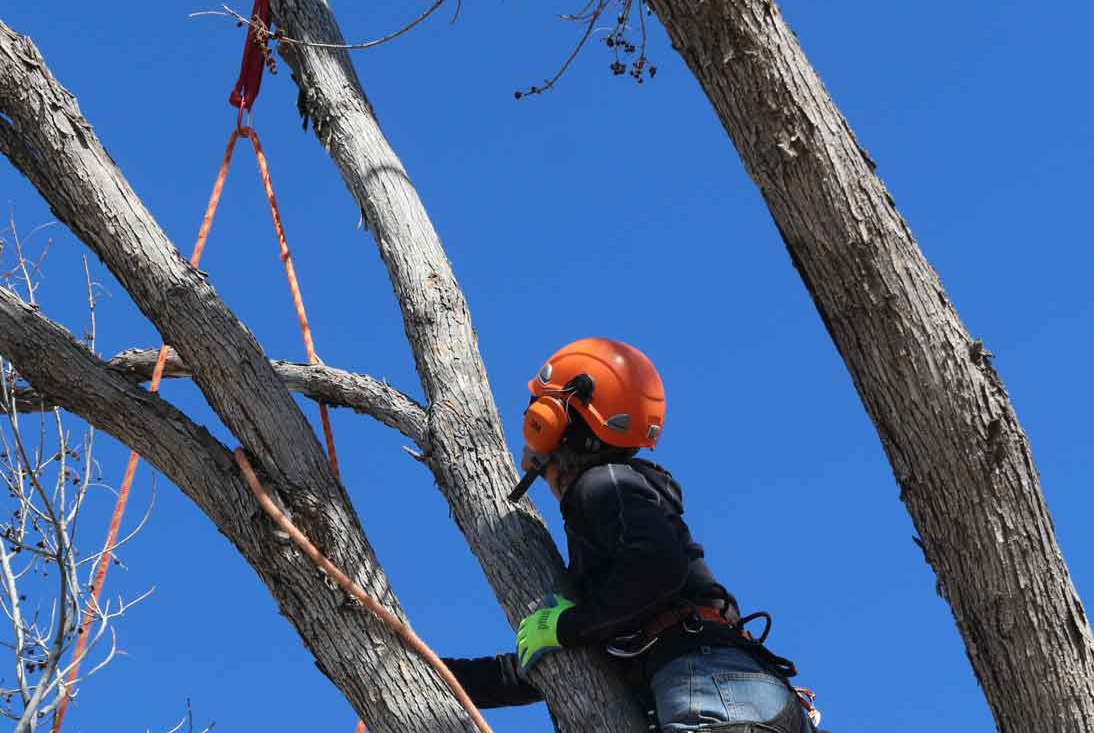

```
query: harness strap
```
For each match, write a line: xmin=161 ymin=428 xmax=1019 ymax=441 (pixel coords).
xmin=644 ymin=604 xmax=735 ymax=639
xmin=229 ymin=0 xmax=272 ymax=115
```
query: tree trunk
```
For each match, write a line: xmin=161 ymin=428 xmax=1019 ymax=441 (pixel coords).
xmin=1 ymin=6 xmax=649 ymax=730
xmin=262 ymin=1 xmax=652 ymax=730
xmin=0 ymin=22 xmax=476 ymax=733
xmin=644 ymin=1 xmax=1094 ymax=730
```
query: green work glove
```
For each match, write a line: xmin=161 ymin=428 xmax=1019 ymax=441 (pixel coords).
xmin=516 ymin=593 xmax=575 ymax=672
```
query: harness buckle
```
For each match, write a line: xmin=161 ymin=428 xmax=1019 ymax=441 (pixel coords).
xmin=606 ymin=632 xmax=659 ymax=658
xmin=682 ymin=614 xmax=704 ymax=634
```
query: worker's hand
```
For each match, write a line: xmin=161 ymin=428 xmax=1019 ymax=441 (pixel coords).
xmin=516 ymin=593 xmax=575 ymax=672
xmin=520 ymin=445 xmax=549 ymax=474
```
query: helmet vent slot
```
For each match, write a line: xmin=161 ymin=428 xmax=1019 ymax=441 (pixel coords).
xmin=605 ymin=414 xmax=630 ymax=432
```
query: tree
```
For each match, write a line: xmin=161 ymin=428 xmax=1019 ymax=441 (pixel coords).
xmin=268 ymin=0 xmax=1094 ymax=729
xmin=0 ymin=6 xmax=647 ymax=732
xmin=633 ymin=0 xmax=1094 ymax=731
xmin=0 ymin=2 xmax=1089 ymax=733
xmin=0 ymin=237 xmax=151 ymax=733
xmin=238 ymin=2 xmax=1094 ymax=726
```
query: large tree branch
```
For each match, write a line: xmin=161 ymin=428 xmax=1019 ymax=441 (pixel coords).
xmin=644 ymin=1 xmax=1094 ymax=731
xmin=0 ymin=24 xmax=474 ymax=733
xmin=0 ymin=284 xmax=469 ymax=732
xmin=10 ymin=347 xmax=427 ymax=444
xmin=0 ymin=22 xmax=328 ymax=497
xmin=268 ymin=2 xmax=648 ymax=730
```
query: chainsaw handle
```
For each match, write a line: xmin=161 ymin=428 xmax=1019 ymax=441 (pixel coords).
xmin=508 ymin=464 xmax=543 ymax=501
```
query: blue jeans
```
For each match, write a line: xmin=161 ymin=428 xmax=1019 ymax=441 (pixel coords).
xmin=650 ymin=645 xmax=808 ymax=733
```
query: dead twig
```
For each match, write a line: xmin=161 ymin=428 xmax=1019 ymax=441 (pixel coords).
xmin=189 ymin=1 xmax=448 ymax=52
xmin=0 ymin=222 xmax=144 ymax=732
xmin=515 ymin=0 xmax=657 ymax=99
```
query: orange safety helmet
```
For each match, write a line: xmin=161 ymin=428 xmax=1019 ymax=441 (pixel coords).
xmin=522 ymin=338 xmax=665 ymax=454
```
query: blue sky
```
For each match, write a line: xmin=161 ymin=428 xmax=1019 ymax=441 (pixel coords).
xmin=1 ymin=1 xmax=1091 ymax=731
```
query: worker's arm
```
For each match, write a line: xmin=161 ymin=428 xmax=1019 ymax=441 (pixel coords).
xmin=442 ymin=653 xmax=544 ymax=708
xmin=555 ymin=463 xmax=690 ymax=646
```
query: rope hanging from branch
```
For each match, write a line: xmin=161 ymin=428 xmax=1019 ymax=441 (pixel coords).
xmin=234 ymin=450 xmax=494 ymax=733
xmin=49 ymin=134 xmax=230 ymax=733
xmin=53 ymin=9 xmax=343 ymax=728
xmin=56 ymin=10 xmax=491 ymax=732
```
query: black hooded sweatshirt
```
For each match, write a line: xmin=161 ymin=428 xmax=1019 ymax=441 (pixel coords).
xmin=443 ymin=458 xmax=735 ymax=708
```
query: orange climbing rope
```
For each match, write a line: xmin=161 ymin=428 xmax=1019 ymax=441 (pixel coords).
xmin=54 ymin=14 xmax=469 ymax=730
xmin=235 ymin=450 xmax=494 ymax=733
xmin=246 ymin=127 xmax=340 ymax=479
xmin=52 ymin=122 xmax=342 ymax=733
xmin=49 ymin=135 xmax=234 ymax=733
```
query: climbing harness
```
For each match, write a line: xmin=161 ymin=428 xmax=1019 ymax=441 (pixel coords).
xmin=610 ymin=604 xmax=824 ymax=730
xmin=607 ymin=604 xmax=735 ymax=658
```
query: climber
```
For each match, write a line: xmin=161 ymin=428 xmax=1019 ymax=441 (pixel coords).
xmin=443 ymin=338 xmax=819 ymax=732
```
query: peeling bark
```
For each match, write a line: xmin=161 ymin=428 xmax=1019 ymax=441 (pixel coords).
xmin=644 ymin=1 xmax=1094 ymax=730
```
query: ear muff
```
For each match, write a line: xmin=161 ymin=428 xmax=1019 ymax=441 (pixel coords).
xmin=523 ymin=396 xmax=569 ymax=454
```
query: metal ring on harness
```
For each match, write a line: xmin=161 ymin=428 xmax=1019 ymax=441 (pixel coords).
xmin=605 ymin=632 xmax=660 ymax=658
xmin=683 ymin=613 xmax=704 ymax=634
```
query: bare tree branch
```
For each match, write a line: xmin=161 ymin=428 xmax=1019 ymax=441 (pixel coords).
xmin=10 ymin=348 xmax=427 ymax=444
xmin=0 ymin=21 xmax=332 ymax=499
xmin=0 ymin=22 xmax=479 ymax=733
xmin=190 ymin=1 xmax=448 ymax=52
xmin=271 ymin=1 xmax=647 ymax=729
xmin=0 ymin=280 xmax=475 ymax=732
xmin=0 ymin=245 xmax=132 ymax=731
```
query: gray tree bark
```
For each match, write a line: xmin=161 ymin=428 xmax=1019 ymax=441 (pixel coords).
xmin=643 ymin=1 xmax=1094 ymax=731
xmin=261 ymin=1 xmax=652 ymax=730
xmin=0 ymin=21 xmax=477 ymax=733
xmin=11 ymin=347 xmax=428 ymax=443
xmin=0 ymin=6 xmax=649 ymax=731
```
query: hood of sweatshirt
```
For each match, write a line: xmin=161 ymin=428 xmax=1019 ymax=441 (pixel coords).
xmin=627 ymin=458 xmax=684 ymax=515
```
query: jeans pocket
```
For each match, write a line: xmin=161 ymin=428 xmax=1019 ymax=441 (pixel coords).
xmin=712 ymin=671 xmax=793 ymax=724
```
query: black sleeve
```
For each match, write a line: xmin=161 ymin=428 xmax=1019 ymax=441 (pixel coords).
xmin=441 ymin=654 xmax=544 ymax=709
xmin=555 ymin=464 xmax=689 ymax=646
